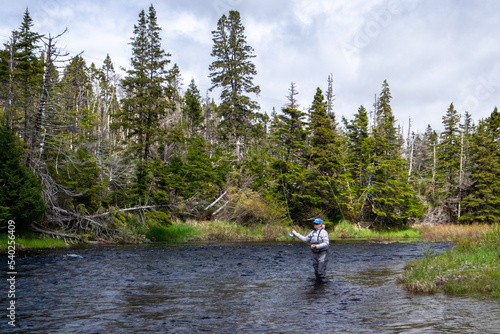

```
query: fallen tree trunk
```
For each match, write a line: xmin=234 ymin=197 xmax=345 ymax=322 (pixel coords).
xmin=212 ymin=200 xmax=229 ymax=216
xmin=42 ymin=205 xmax=167 ymax=240
xmin=204 ymin=191 xmax=228 ymax=211
xmin=51 ymin=206 xmax=103 ymax=227
xmin=88 ymin=205 xmax=160 ymax=219
xmin=31 ymin=222 xmax=81 ymax=240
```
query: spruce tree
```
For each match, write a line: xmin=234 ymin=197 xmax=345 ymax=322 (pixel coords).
xmin=372 ymin=80 xmax=401 ymax=157
xmin=460 ymin=107 xmax=500 ymax=223
xmin=92 ymin=54 xmax=117 ymax=143
xmin=15 ymin=9 xmax=44 ymax=144
xmin=271 ymin=82 xmax=307 ymax=163
xmin=307 ymin=87 xmax=343 ymax=219
xmin=343 ymin=106 xmax=372 ymax=221
xmin=273 ymin=107 xmax=308 ymax=164
xmin=365 ymin=80 xmax=422 ymax=227
xmin=345 ymin=106 xmax=371 ymax=187
xmin=0 ymin=123 xmax=45 ymax=233
xmin=60 ymin=55 xmax=93 ymax=146
xmin=436 ymin=103 xmax=462 ymax=222
xmin=269 ymin=86 xmax=309 ymax=221
xmin=182 ymin=78 xmax=204 ymax=136
xmin=209 ymin=10 xmax=261 ymax=160
xmin=308 ymin=87 xmax=341 ymax=173
xmin=118 ymin=5 xmax=172 ymax=163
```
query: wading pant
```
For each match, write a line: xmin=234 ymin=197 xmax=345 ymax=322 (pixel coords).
xmin=312 ymin=250 xmax=328 ymax=283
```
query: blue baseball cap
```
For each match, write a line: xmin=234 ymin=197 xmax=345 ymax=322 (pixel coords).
xmin=313 ymin=218 xmax=323 ymax=225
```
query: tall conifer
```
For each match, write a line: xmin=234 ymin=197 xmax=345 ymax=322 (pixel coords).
xmin=0 ymin=9 xmax=44 ymax=145
xmin=183 ymin=79 xmax=204 ymax=136
xmin=461 ymin=108 xmax=500 ymax=222
xmin=436 ymin=103 xmax=461 ymax=221
xmin=365 ymin=80 xmax=422 ymax=227
xmin=119 ymin=5 xmax=171 ymax=163
xmin=209 ymin=10 xmax=261 ymax=160
xmin=307 ymin=87 xmax=343 ymax=219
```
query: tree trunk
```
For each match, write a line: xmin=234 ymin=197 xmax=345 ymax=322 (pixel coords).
xmin=7 ymin=34 xmax=17 ymax=129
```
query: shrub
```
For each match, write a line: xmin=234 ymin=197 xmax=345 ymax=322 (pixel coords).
xmin=220 ymin=188 xmax=286 ymax=226
xmin=334 ymin=220 xmax=357 ymax=238
xmin=145 ymin=210 xmax=172 ymax=227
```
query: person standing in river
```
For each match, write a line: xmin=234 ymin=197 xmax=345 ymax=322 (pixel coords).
xmin=292 ymin=218 xmax=330 ymax=284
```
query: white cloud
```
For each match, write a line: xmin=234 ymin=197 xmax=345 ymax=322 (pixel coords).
xmin=1 ymin=0 xmax=500 ymax=133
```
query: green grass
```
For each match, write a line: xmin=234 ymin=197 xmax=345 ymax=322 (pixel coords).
xmin=400 ymin=224 xmax=500 ymax=297
xmin=332 ymin=220 xmax=421 ymax=241
xmin=145 ymin=224 xmax=199 ymax=242
xmin=167 ymin=220 xmax=292 ymax=242
xmin=0 ymin=233 xmax=68 ymax=251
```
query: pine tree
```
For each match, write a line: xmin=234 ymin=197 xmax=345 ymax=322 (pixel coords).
xmin=436 ymin=103 xmax=461 ymax=222
xmin=408 ymin=127 xmax=437 ymax=205
xmin=272 ymin=107 xmax=307 ymax=164
xmin=0 ymin=9 xmax=44 ymax=146
xmin=60 ymin=55 xmax=93 ymax=147
xmin=118 ymin=5 xmax=172 ymax=163
xmin=15 ymin=9 xmax=44 ymax=145
xmin=0 ymin=33 xmax=18 ymax=129
xmin=345 ymin=106 xmax=371 ymax=187
xmin=0 ymin=123 xmax=45 ymax=233
xmin=343 ymin=106 xmax=373 ymax=220
xmin=308 ymin=87 xmax=341 ymax=172
xmin=182 ymin=78 xmax=204 ymax=136
xmin=307 ymin=87 xmax=343 ymax=219
xmin=167 ymin=63 xmax=183 ymax=102
xmin=269 ymin=86 xmax=309 ymax=221
xmin=209 ymin=10 xmax=261 ymax=160
xmin=372 ymin=80 xmax=402 ymax=157
xmin=365 ymin=80 xmax=422 ymax=227
xmin=92 ymin=54 xmax=120 ymax=149
xmin=460 ymin=107 xmax=500 ymax=223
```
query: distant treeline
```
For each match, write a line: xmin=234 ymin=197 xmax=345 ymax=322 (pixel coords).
xmin=1 ymin=6 xmax=499 ymax=240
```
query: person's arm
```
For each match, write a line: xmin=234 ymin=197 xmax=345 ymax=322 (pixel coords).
xmin=292 ymin=230 xmax=312 ymax=243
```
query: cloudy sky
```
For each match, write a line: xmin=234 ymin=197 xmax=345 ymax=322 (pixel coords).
xmin=1 ymin=0 xmax=499 ymax=134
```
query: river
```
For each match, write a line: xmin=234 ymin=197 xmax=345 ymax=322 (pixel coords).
xmin=1 ymin=241 xmax=499 ymax=333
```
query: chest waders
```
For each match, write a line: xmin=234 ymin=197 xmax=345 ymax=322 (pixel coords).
xmin=312 ymin=228 xmax=328 ymax=284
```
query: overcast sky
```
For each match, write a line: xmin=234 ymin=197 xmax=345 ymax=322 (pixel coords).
xmin=1 ymin=0 xmax=499 ymax=134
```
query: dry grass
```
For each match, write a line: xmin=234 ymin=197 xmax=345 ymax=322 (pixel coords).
xmin=178 ymin=219 xmax=292 ymax=242
xmin=401 ymin=224 xmax=500 ymax=297
xmin=413 ymin=223 xmax=492 ymax=242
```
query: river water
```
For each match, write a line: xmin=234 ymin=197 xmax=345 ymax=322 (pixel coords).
xmin=2 ymin=241 xmax=499 ymax=333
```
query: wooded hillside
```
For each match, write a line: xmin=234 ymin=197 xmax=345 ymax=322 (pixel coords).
xmin=1 ymin=7 xmax=499 ymax=240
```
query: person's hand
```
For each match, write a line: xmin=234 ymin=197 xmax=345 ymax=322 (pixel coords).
xmin=311 ymin=244 xmax=317 ymax=249
xmin=291 ymin=229 xmax=296 ymax=235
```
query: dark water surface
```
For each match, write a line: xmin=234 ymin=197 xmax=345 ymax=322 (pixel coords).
xmin=2 ymin=241 xmax=499 ymax=333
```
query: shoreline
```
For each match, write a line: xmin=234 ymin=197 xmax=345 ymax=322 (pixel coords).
xmin=3 ymin=223 xmax=498 ymax=297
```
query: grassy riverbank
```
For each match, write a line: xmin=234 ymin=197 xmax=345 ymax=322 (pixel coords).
xmin=329 ymin=220 xmax=422 ymax=241
xmin=144 ymin=220 xmax=292 ymax=243
xmin=143 ymin=219 xmax=425 ymax=243
xmin=400 ymin=224 xmax=500 ymax=297
xmin=0 ymin=233 xmax=68 ymax=251
xmin=2 ymin=220 xmax=495 ymax=249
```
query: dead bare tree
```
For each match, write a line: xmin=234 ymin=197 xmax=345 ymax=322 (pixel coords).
xmin=27 ymin=29 xmax=70 ymax=167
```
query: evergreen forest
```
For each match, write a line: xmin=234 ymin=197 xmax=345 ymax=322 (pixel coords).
xmin=1 ymin=6 xmax=499 ymax=241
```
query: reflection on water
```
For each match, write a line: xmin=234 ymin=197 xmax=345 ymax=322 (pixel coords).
xmin=1 ymin=242 xmax=499 ymax=333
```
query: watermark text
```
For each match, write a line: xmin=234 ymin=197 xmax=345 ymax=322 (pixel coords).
xmin=6 ymin=220 xmax=17 ymax=327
